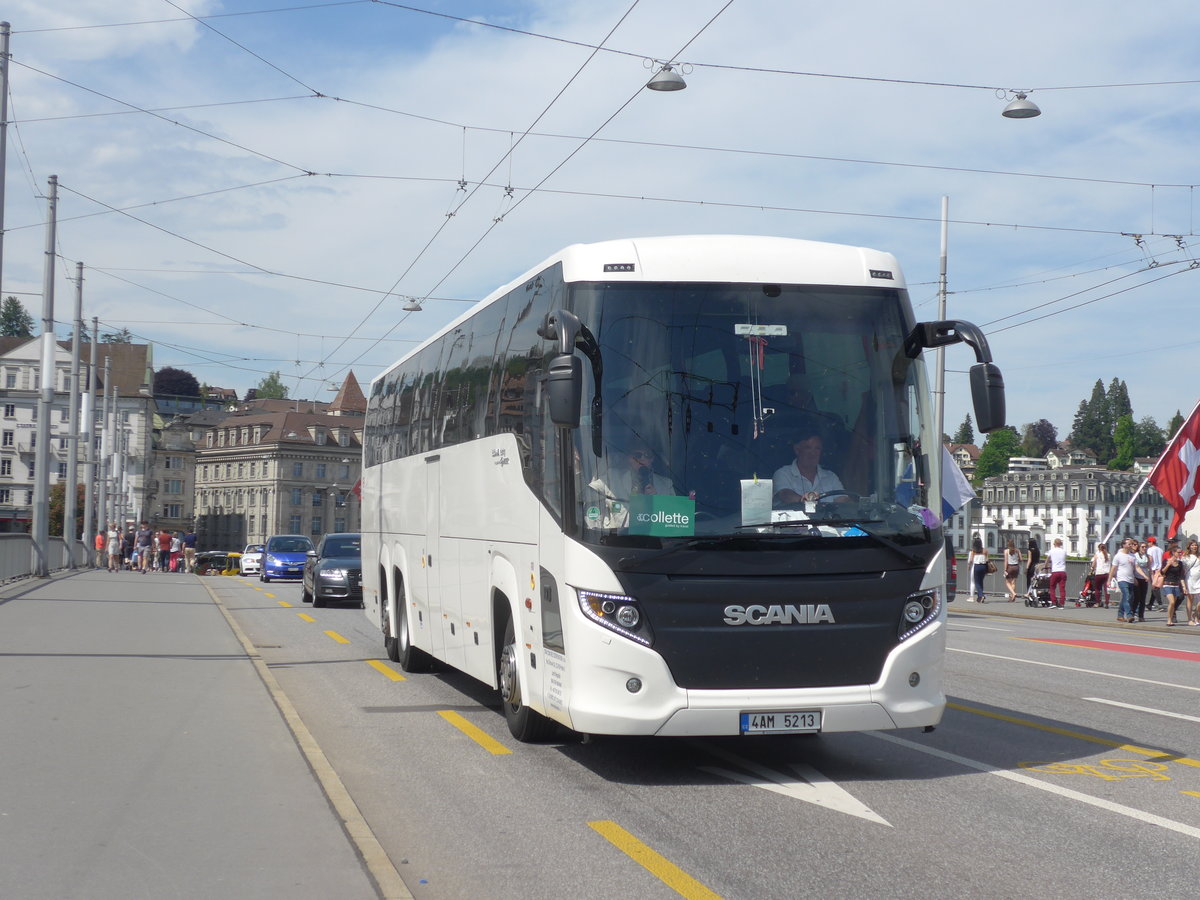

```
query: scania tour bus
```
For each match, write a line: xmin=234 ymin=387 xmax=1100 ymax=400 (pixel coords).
xmin=362 ymin=235 xmax=1004 ymax=741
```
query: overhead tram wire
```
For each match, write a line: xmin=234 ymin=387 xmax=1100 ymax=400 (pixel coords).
xmin=13 ymin=2 xmax=373 ymax=34
xmin=294 ymin=0 xmax=652 ymax=388
xmin=317 ymin=0 xmax=739 ymax=385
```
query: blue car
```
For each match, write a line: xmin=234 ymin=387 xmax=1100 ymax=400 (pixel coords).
xmin=260 ymin=534 xmax=314 ymax=582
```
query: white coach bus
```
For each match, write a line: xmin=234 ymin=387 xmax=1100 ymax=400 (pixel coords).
xmin=362 ymin=235 xmax=1004 ymax=741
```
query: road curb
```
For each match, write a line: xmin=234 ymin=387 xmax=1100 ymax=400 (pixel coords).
xmin=949 ymin=599 xmax=1200 ymax=637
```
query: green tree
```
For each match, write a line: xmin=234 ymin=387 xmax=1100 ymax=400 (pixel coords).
xmin=1020 ymin=418 xmax=1058 ymax=457
xmin=1107 ymin=377 xmax=1132 ymax=422
xmin=100 ymin=328 xmax=133 ymax=344
xmin=952 ymin=414 xmax=975 ymax=445
xmin=49 ymin=482 xmax=87 ymax=537
xmin=1166 ymin=410 xmax=1185 ymax=440
xmin=1069 ymin=379 xmax=1113 ymax=462
xmin=1109 ymin=414 xmax=1136 ymax=469
xmin=153 ymin=366 xmax=201 ymax=397
xmin=0 ymin=296 xmax=34 ymax=337
xmin=255 ymin=371 xmax=288 ymax=400
xmin=1133 ymin=416 xmax=1166 ymax=459
xmin=974 ymin=426 xmax=1022 ymax=483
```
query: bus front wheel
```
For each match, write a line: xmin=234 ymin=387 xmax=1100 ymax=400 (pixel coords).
xmin=498 ymin=616 xmax=557 ymax=742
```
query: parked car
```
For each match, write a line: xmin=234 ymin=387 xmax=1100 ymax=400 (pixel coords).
xmin=239 ymin=543 xmax=265 ymax=576
xmin=301 ymin=533 xmax=362 ymax=607
xmin=260 ymin=534 xmax=314 ymax=582
xmin=945 ymin=535 xmax=958 ymax=600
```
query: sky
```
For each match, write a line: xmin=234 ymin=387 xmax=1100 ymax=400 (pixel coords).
xmin=4 ymin=0 xmax=1200 ymax=443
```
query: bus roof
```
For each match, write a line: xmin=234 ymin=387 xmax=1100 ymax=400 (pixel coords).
xmin=374 ymin=234 xmax=906 ymax=388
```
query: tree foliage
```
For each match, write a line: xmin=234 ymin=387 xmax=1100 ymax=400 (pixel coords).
xmin=0 ymin=296 xmax=34 ymax=337
xmin=973 ymin=426 xmax=1022 ymax=483
xmin=49 ymin=482 xmax=87 ymax=537
xmin=255 ymin=370 xmax=288 ymax=400
xmin=1069 ymin=379 xmax=1115 ymax=462
xmin=952 ymin=414 xmax=975 ymax=446
xmin=1166 ymin=410 xmax=1185 ymax=440
xmin=100 ymin=328 xmax=133 ymax=344
xmin=153 ymin=366 xmax=201 ymax=397
xmin=1020 ymin=419 xmax=1058 ymax=457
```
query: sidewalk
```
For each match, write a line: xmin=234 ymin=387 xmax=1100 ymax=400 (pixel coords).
xmin=950 ymin=587 xmax=1200 ymax=635
xmin=0 ymin=569 xmax=385 ymax=900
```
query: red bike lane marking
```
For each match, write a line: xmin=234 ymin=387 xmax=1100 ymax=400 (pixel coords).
xmin=1021 ymin=638 xmax=1200 ymax=663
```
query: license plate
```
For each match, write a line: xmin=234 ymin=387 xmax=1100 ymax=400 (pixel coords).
xmin=740 ymin=710 xmax=822 ymax=734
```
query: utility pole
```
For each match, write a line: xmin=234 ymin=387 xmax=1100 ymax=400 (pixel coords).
xmin=0 ymin=23 xmax=10 ymax=297
xmin=98 ymin=355 xmax=111 ymax=536
xmin=64 ymin=262 xmax=83 ymax=565
xmin=32 ymin=175 xmax=57 ymax=576
xmin=82 ymin=316 xmax=98 ymax=561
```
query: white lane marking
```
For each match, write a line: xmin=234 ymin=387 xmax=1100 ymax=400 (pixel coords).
xmin=949 ymin=648 xmax=1200 ymax=694
xmin=692 ymin=742 xmax=890 ymax=826
xmin=947 ymin=621 xmax=1013 ymax=631
xmin=868 ymin=731 xmax=1200 ymax=840
xmin=1084 ymin=697 xmax=1200 ymax=725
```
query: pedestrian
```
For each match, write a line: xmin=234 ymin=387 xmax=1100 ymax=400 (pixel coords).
xmin=1133 ymin=541 xmax=1150 ymax=615
xmin=106 ymin=522 xmax=121 ymax=573
xmin=1047 ymin=537 xmax=1068 ymax=608
xmin=1003 ymin=538 xmax=1021 ymax=602
xmin=1112 ymin=538 xmax=1147 ymax=622
xmin=94 ymin=530 xmax=106 ymax=568
xmin=122 ymin=526 xmax=135 ymax=570
xmin=1183 ymin=540 xmax=1200 ymax=626
xmin=968 ymin=537 xmax=989 ymax=603
xmin=1161 ymin=545 xmax=1185 ymax=626
xmin=135 ymin=521 xmax=154 ymax=573
xmin=1145 ymin=536 xmax=1164 ymax=610
xmin=170 ymin=532 xmax=182 ymax=573
xmin=1025 ymin=538 xmax=1041 ymax=592
xmin=1089 ymin=542 xmax=1111 ymax=609
xmin=183 ymin=528 xmax=197 ymax=573
xmin=157 ymin=528 xmax=171 ymax=573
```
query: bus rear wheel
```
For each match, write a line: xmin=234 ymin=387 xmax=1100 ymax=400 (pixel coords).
xmin=498 ymin=616 xmax=556 ymax=742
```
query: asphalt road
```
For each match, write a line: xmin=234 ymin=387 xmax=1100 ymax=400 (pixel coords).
xmin=3 ymin=570 xmax=1199 ymax=898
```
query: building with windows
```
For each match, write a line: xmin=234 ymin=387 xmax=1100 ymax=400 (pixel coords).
xmin=192 ymin=373 xmax=365 ymax=550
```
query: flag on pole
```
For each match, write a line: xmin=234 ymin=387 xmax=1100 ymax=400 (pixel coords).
xmin=1146 ymin=398 xmax=1200 ymax=539
xmin=941 ymin=446 xmax=976 ymax=520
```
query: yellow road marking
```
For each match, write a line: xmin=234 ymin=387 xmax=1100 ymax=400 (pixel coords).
xmin=588 ymin=820 xmax=722 ymax=900
xmin=367 ymin=659 xmax=406 ymax=681
xmin=324 ymin=630 xmax=350 ymax=644
xmin=948 ymin=702 xmax=1200 ymax=769
xmin=276 ymin=599 xmax=289 ymax=607
xmin=1183 ymin=791 xmax=1200 ymax=799
xmin=297 ymin=613 xmax=315 ymax=623
xmin=437 ymin=710 xmax=511 ymax=755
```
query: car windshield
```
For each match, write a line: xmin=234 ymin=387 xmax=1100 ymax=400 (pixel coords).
xmin=323 ymin=537 xmax=361 ymax=557
xmin=268 ymin=537 xmax=312 ymax=553
xmin=566 ymin=281 xmax=935 ymax=549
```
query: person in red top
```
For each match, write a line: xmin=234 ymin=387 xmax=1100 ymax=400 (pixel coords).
xmin=157 ymin=529 xmax=172 ymax=573
xmin=93 ymin=531 xmax=106 ymax=568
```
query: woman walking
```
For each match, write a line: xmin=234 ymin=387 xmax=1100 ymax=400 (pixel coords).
xmin=1003 ymin=538 xmax=1021 ymax=601
xmin=1048 ymin=538 xmax=1068 ymax=608
xmin=1133 ymin=541 xmax=1150 ymax=615
xmin=1161 ymin=545 xmax=1185 ymax=625
xmin=1183 ymin=541 xmax=1200 ymax=626
xmin=1089 ymin=542 xmax=1111 ymax=609
xmin=1025 ymin=538 xmax=1041 ymax=593
xmin=968 ymin=537 xmax=989 ymax=603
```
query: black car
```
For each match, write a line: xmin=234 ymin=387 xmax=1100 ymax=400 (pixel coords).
xmin=301 ymin=533 xmax=362 ymax=607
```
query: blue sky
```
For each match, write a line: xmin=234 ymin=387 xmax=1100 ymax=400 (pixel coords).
xmin=5 ymin=0 xmax=1200 ymax=441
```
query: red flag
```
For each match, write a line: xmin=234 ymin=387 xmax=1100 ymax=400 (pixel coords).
xmin=350 ymin=478 xmax=362 ymax=500
xmin=1147 ymin=399 xmax=1200 ymax=538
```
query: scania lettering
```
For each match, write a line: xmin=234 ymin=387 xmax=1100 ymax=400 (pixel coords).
xmin=361 ymin=235 xmax=1005 ymax=741
xmin=722 ymin=604 xmax=835 ymax=626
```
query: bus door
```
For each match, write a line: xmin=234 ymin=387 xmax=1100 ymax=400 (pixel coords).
xmin=422 ymin=454 xmax=446 ymax=659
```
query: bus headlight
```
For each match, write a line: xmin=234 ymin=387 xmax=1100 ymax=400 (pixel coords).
xmin=578 ymin=589 xmax=653 ymax=646
xmin=897 ymin=589 xmax=940 ymax=641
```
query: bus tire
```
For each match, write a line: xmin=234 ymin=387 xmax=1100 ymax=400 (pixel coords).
xmin=384 ymin=581 xmax=433 ymax=672
xmin=498 ymin=615 xmax=556 ymax=742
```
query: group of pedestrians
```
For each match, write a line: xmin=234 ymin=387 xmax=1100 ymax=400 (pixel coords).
xmin=94 ymin=521 xmax=197 ymax=573
xmin=965 ymin=532 xmax=1200 ymax=625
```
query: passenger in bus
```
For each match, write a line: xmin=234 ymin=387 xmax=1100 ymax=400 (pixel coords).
xmin=772 ymin=420 xmax=846 ymax=505
xmin=587 ymin=437 xmax=677 ymax=529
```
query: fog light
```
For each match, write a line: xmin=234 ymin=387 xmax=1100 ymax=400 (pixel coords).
xmin=616 ymin=605 xmax=640 ymax=628
xmin=626 ymin=678 xmax=642 ymax=693
xmin=909 ymin=672 xmax=921 ymax=687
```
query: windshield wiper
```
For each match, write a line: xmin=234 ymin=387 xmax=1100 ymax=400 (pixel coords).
xmin=615 ymin=535 xmax=780 ymax=571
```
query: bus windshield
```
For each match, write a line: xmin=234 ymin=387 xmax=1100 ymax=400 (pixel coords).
xmin=569 ymin=281 xmax=935 ymax=548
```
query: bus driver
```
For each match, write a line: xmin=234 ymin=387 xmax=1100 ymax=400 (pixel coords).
xmin=772 ymin=420 xmax=845 ymax=505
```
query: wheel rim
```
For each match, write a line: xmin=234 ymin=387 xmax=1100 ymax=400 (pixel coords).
xmin=499 ymin=640 xmax=520 ymax=708
xmin=398 ymin=602 xmax=411 ymax=653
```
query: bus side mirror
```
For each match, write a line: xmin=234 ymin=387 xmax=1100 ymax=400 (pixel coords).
xmin=970 ymin=363 xmax=1006 ymax=434
xmin=546 ymin=354 xmax=583 ymax=427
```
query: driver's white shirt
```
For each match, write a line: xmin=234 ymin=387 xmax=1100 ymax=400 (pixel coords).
xmin=771 ymin=461 xmax=844 ymax=499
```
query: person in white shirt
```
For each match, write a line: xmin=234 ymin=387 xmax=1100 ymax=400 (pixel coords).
xmin=1111 ymin=538 xmax=1148 ymax=621
xmin=587 ymin=438 xmax=676 ymax=529
xmin=1089 ymin=542 xmax=1112 ymax=609
xmin=1047 ymin=538 xmax=1069 ymax=607
xmin=772 ymin=422 xmax=845 ymax=505
xmin=1145 ymin=536 xmax=1164 ymax=611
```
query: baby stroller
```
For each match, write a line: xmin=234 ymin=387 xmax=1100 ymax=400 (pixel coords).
xmin=1024 ymin=563 xmax=1053 ymax=607
xmin=1077 ymin=570 xmax=1105 ymax=608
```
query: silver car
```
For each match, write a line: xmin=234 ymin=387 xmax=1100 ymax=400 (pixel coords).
xmin=239 ymin=543 xmax=264 ymax=576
